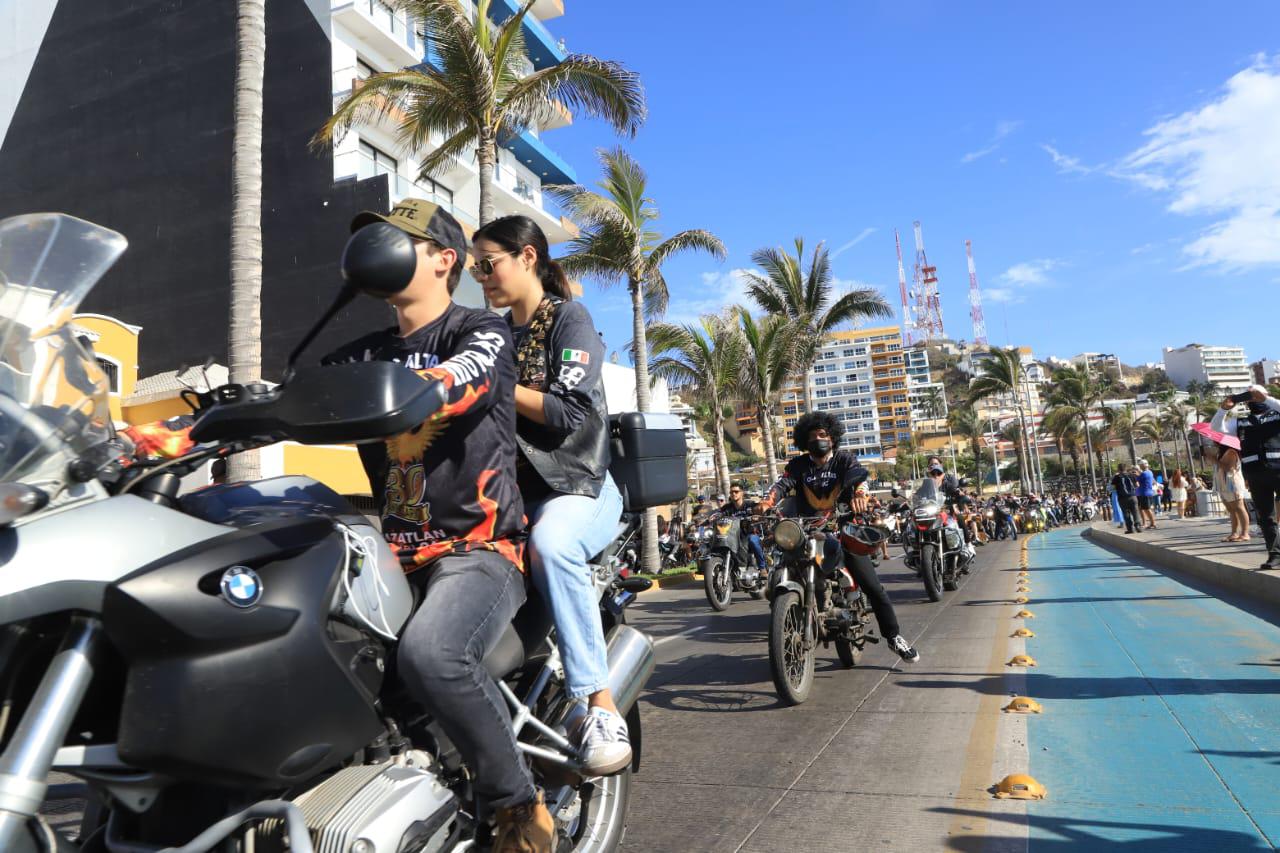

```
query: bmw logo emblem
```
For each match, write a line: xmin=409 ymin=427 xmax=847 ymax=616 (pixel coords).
xmin=220 ymin=566 xmax=263 ymax=608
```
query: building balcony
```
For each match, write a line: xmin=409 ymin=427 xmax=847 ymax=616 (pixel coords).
xmin=332 ymin=0 xmax=423 ymax=69
xmin=487 ymin=0 xmax=567 ymax=70
xmin=504 ymin=128 xmax=577 ymax=186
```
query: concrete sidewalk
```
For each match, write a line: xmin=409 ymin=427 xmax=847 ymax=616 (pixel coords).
xmin=1086 ymin=517 xmax=1280 ymax=609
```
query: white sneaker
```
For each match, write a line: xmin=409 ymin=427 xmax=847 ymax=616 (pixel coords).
xmin=572 ymin=707 xmax=632 ymax=776
xmin=889 ymin=634 xmax=920 ymax=663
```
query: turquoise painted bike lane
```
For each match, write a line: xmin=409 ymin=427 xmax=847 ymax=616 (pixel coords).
xmin=1020 ymin=529 xmax=1280 ymax=850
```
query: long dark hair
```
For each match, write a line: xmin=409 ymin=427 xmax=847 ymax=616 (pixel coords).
xmin=472 ymin=215 xmax=572 ymax=301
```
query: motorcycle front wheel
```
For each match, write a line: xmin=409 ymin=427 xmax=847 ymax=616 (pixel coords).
xmin=769 ymin=591 xmax=814 ymax=705
xmin=922 ymin=543 xmax=944 ymax=602
xmin=704 ymin=560 xmax=733 ymax=611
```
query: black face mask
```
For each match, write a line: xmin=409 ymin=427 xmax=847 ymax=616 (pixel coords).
xmin=808 ymin=438 xmax=832 ymax=456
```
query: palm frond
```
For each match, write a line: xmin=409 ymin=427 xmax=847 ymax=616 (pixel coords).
xmin=312 ymin=70 xmax=445 ymax=150
xmin=501 ymin=56 xmax=646 ymax=137
xmin=646 ymin=229 xmax=727 ymax=270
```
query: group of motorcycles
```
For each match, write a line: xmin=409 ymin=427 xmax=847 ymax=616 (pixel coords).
xmin=681 ymin=486 xmax=1104 ymax=709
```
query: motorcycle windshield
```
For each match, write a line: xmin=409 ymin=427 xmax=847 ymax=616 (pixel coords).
xmin=0 ymin=214 xmax=126 ymax=493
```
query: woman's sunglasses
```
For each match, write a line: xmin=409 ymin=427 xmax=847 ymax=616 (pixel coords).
xmin=471 ymin=252 xmax=514 ymax=278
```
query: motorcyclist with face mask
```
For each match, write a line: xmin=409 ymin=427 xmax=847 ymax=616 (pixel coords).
xmin=1212 ymin=385 xmax=1280 ymax=570
xmin=758 ymin=412 xmax=920 ymax=663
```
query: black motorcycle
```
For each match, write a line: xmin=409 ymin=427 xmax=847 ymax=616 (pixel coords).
xmin=765 ymin=515 xmax=878 ymax=705
xmin=700 ymin=514 xmax=767 ymax=611
xmin=902 ymin=499 xmax=970 ymax=602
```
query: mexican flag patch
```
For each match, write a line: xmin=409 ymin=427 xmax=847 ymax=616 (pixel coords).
xmin=561 ymin=348 xmax=590 ymax=364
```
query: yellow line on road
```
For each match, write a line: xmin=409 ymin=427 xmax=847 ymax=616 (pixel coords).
xmin=946 ymin=534 xmax=1037 ymax=848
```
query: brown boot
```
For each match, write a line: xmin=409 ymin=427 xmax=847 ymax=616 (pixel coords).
xmin=493 ymin=791 xmax=554 ymax=853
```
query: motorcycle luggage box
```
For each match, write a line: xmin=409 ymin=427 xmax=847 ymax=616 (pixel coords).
xmin=608 ymin=412 xmax=687 ymax=513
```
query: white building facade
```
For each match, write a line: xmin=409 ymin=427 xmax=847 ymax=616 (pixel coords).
xmin=1163 ymin=344 xmax=1252 ymax=393
xmin=328 ymin=2 xmax=577 ymax=265
xmin=809 ymin=337 xmax=884 ymax=459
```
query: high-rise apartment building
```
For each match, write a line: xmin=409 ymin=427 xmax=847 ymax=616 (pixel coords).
xmin=808 ymin=326 xmax=914 ymax=460
xmin=1163 ymin=344 xmax=1252 ymax=393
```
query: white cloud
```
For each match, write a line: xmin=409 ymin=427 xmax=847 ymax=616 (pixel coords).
xmin=664 ymin=268 xmax=754 ymax=325
xmin=962 ymin=120 xmax=1022 ymax=164
xmin=1041 ymin=143 xmax=1094 ymax=175
xmin=983 ymin=287 xmax=1021 ymax=304
xmin=1115 ymin=54 xmax=1280 ymax=268
xmin=830 ymin=227 xmax=878 ymax=260
xmin=999 ymin=259 xmax=1061 ymax=286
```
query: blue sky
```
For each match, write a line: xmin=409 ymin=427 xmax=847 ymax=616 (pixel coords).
xmin=538 ymin=1 xmax=1280 ymax=370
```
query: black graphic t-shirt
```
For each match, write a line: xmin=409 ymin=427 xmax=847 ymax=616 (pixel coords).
xmin=765 ymin=450 xmax=869 ymax=515
xmin=324 ymin=303 xmax=524 ymax=574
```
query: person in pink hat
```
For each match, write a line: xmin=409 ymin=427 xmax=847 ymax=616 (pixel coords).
xmin=1212 ymin=385 xmax=1280 ymax=569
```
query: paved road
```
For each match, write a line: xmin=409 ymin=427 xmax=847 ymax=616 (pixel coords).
xmin=620 ymin=529 xmax=1280 ymax=852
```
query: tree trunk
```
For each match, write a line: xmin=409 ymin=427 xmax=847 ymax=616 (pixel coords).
xmin=1082 ymin=412 xmax=1097 ymax=492
xmin=628 ymin=275 xmax=659 ymax=573
xmin=227 ymin=0 xmax=266 ymax=484
xmin=1182 ymin=429 xmax=1196 ymax=481
xmin=972 ymin=439 xmax=983 ymax=494
xmin=758 ymin=400 xmax=779 ymax=484
xmin=476 ymin=133 xmax=496 ymax=227
xmin=711 ymin=409 xmax=731 ymax=496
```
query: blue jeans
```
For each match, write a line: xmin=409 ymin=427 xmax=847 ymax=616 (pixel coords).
xmin=746 ymin=533 xmax=766 ymax=569
xmin=527 ymin=474 xmax=624 ymax=700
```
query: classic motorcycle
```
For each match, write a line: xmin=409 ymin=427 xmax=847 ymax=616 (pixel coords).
xmin=0 ymin=214 xmax=676 ymax=853
xmin=699 ymin=514 xmax=766 ymax=611
xmin=1082 ymin=498 xmax=1098 ymax=521
xmin=765 ymin=514 xmax=878 ymax=706
xmin=902 ymin=498 xmax=972 ymax=602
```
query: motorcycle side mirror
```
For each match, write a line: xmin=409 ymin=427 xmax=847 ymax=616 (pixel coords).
xmin=281 ymin=224 xmax=419 ymax=382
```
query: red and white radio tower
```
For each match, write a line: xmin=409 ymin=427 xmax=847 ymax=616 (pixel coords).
xmin=966 ymin=239 xmax=988 ymax=346
xmin=895 ymin=228 xmax=913 ymax=346
xmin=912 ymin=220 xmax=945 ymax=341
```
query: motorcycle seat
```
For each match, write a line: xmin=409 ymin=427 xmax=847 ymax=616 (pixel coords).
xmin=482 ymin=586 xmax=553 ymax=680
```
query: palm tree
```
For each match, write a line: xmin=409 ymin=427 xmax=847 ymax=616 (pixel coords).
xmin=1163 ymin=402 xmax=1196 ymax=475
xmin=735 ymin=309 xmax=798 ymax=485
xmin=969 ymin=348 xmax=1036 ymax=493
xmin=1089 ymin=423 xmax=1111 ymax=478
xmin=648 ymin=313 xmax=743 ymax=496
xmin=314 ymin=0 xmax=645 ymax=227
xmin=948 ymin=405 xmax=985 ymax=494
xmin=228 ymin=0 xmax=266 ymax=483
xmin=742 ymin=239 xmax=890 ymax=411
xmin=1103 ymin=404 xmax=1140 ymax=464
xmin=1044 ymin=366 xmax=1116 ymax=492
xmin=552 ymin=148 xmax=726 ymax=413
xmin=553 ymin=150 xmax=724 ymax=575
xmin=1134 ymin=415 xmax=1168 ymax=480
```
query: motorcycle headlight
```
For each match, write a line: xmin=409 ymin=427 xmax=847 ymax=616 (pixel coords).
xmin=985 ymin=510 xmax=994 ymax=518
xmin=773 ymin=518 xmax=804 ymax=551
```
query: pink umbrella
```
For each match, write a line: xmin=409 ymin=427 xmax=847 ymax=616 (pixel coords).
xmin=1192 ymin=421 xmax=1240 ymax=450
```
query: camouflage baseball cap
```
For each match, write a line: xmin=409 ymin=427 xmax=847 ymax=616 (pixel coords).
xmin=350 ymin=198 xmax=467 ymax=260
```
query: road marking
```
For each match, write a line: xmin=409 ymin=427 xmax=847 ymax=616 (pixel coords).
xmin=654 ymin=625 xmax=709 ymax=647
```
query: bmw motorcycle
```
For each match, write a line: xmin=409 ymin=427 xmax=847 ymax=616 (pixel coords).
xmin=0 ymin=214 xmax=672 ymax=853
xmin=699 ymin=515 xmax=766 ymax=611
xmin=765 ymin=514 xmax=878 ymax=706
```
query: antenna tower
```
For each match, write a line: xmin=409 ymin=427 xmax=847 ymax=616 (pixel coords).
xmin=894 ymin=228 xmax=913 ymax=346
xmin=911 ymin=220 xmax=945 ymax=341
xmin=966 ymin=239 xmax=988 ymax=346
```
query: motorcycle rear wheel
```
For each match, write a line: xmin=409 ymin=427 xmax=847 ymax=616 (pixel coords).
xmin=563 ymin=765 xmax=632 ymax=852
xmin=922 ymin=544 xmax=944 ymax=602
xmin=769 ymin=591 xmax=814 ymax=705
xmin=704 ymin=560 xmax=733 ymax=611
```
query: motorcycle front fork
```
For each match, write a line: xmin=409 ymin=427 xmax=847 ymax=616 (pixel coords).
xmin=0 ymin=616 xmax=100 ymax=850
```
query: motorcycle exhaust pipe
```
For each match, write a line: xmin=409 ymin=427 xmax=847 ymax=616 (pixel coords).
xmin=603 ymin=624 xmax=655 ymax=717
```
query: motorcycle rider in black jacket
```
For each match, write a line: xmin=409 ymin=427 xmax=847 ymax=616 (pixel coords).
xmin=759 ymin=412 xmax=920 ymax=663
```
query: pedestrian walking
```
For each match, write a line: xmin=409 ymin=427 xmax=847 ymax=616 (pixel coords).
xmin=1135 ymin=460 xmax=1158 ymax=530
xmin=1111 ymin=465 xmax=1140 ymax=534
xmin=1212 ymin=385 xmax=1280 ymax=570
xmin=1168 ymin=469 xmax=1189 ymax=520
xmin=1110 ymin=479 xmax=1124 ymax=529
